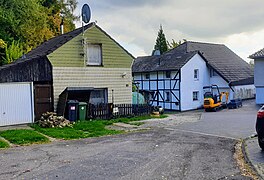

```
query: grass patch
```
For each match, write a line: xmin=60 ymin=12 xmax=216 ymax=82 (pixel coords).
xmin=32 ymin=115 xmax=168 ymax=140
xmin=0 ymin=129 xmax=49 ymax=145
xmin=32 ymin=121 xmax=123 ymax=139
xmin=32 ymin=124 xmax=88 ymax=140
xmin=0 ymin=140 xmax=9 ymax=149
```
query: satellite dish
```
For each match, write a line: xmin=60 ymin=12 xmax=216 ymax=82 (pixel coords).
xmin=82 ymin=4 xmax=91 ymax=24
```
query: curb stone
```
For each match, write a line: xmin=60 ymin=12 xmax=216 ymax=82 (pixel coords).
xmin=242 ymin=136 xmax=262 ymax=179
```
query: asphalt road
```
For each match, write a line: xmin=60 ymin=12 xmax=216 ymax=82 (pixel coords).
xmin=1 ymin=129 xmax=245 ymax=180
xmin=176 ymin=100 xmax=259 ymax=139
xmin=0 ymin=100 xmax=258 ymax=180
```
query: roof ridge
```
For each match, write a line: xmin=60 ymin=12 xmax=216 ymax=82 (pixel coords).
xmin=186 ymin=41 xmax=225 ymax=46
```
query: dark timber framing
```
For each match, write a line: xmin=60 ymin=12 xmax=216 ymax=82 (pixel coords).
xmin=135 ymin=70 xmax=180 ymax=111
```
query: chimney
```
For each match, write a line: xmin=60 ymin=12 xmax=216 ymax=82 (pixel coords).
xmin=60 ymin=18 xmax=64 ymax=34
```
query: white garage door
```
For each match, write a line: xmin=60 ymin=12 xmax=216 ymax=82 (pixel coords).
xmin=0 ymin=82 xmax=34 ymax=126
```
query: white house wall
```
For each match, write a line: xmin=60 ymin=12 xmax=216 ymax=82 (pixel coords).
xmin=232 ymin=84 xmax=255 ymax=100
xmin=181 ymin=54 xmax=210 ymax=111
xmin=254 ymin=59 xmax=264 ymax=104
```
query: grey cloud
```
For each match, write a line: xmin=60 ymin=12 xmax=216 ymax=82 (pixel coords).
xmin=76 ymin=0 xmax=264 ymax=56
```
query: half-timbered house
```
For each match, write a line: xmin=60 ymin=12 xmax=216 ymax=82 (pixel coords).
xmin=133 ymin=41 xmax=254 ymax=111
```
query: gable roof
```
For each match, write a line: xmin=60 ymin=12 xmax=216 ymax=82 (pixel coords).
xmin=132 ymin=50 xmax=200 ymax=73
xmin=0 ymin=22 xmax=134 ymax=70
xmin=133 ymin=41 xmax=253 ymax=85
xmin=249 ymin=48 xmax=264 ymax=59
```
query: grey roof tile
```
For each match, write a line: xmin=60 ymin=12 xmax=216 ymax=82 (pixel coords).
xmin=249 ymin=48 xmax=264 ymax=59
xmin=133 ymin=41 xmax=253 ymax=85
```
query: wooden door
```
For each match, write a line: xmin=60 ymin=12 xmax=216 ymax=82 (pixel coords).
xmin=34 ymin=84 xmax=53 ymax=119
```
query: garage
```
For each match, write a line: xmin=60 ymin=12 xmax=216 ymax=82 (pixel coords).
xmin=0 ymin=56 xmax=53 ymax=124
xmin=0 ymin=82 xmax=34 ymax=126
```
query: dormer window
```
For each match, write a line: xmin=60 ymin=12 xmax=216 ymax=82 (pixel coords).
xmin=87 ymin=44 xmax=102 ymax=66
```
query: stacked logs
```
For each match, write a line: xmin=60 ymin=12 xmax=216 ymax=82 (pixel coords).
xmin=37 ymin=112 xmax=72 ymax=128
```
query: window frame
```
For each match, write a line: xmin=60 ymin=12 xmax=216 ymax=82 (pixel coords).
xmin=86 ymin=43 xmax=103 ymax=66
xmin=193 ymin=91 xmax=199 ymax=101
xmin=194 ymin=69 xmax=199 ymax=80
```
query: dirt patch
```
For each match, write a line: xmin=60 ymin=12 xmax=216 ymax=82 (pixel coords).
xmin=234 ymin=140 xmax=259 ymax=179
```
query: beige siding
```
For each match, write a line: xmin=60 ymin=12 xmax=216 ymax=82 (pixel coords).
xmin=48 ymin=25 xmax=133 ymax=68
xmin=53 ymin=67 xmax=132 ymax=110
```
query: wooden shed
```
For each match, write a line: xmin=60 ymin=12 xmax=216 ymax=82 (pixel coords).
xmin=0 ymin=56 xmax=53 ymax=119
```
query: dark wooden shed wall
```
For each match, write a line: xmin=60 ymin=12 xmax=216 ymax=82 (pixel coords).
xmin=0 ymin=57 xmax=52 ymax=83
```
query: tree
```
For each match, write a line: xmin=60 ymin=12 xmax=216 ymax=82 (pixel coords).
xmin=2 ymin=40 xmax=24 ymax=65
xmin=0 ymin=0 xmax=78 ymax=65
xmin=167 ymin=39 xmax=187 ymax=50
xmin=154 ymin=25 xmax=168 ymax=55
xmin=167 ymin=39 xmax=181 ymax=49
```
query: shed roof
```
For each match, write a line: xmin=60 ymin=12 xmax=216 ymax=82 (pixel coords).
xmin=133 ymin=41 xmax=253 ymax=85
xmin=249 ymin=48 xmax=264 ymax=59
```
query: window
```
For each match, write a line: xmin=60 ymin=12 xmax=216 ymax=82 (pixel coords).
xmin=145 ymin=73 xmax=150 ymax=79
xmin=87 ymin=44 xmax=102 ymax=65
xmin=89 ymin=89 xmax=107 ymax=105
xmin=193 ymin=91 xmax=199 ymax=101
xmin=194 ymin=69 xmax=199 ymax=80
xmin=210 ymin=69 xmax=218 ymax=77
xmin=165 ymin=91 xmax=171 ymax=102
xmin=165 ymin=71 xmax=171 ymax=79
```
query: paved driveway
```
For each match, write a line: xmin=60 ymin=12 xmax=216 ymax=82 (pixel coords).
xmin=175 ymin=100 xmax=258 ymax=139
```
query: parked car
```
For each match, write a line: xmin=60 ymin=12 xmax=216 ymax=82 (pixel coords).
xmin=256 ymin=105 xmax=264 ymax=150
xmin=227 ymin=99 xmax=242 ymax=109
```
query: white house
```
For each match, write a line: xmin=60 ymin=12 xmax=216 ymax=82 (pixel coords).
xmin=249 ymin=48 xmax=264 ymax=105
xmin=132 ymin=41 xmax=255 ymax=111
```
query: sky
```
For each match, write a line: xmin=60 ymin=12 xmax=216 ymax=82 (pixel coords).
xmin=74 ymin=0 xmax=264 ymax=62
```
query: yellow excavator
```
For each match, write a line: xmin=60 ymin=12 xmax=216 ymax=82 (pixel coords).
xmin=203 ymin=85 xmax=228 ymax=112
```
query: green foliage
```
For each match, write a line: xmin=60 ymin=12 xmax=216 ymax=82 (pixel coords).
xmin=0 ymin=129 xmax=49 ymax=145
xmin=167 ymin=39 xmax=182 ymax=49
xmin=0 ymin=39 xmax=6 ymax=48
xmin=0 ymin=39 xmax=6 ymax=65
xmin=2 ymin=40 xmax=24 ymax=65
xmin=0 ymin=140 xmax=9 ymax=149
xmin=154 ymin=25 xmax=168 ymax=54
xmin=0 ymin=0 xmax=78 ymax=64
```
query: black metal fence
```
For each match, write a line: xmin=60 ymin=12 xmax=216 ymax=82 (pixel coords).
xmin=87 ymin=103 xmax=151 ymax=120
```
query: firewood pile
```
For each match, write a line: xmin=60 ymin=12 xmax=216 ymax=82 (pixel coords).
xmin=37 ymin=112 xmax=73 ymax=128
